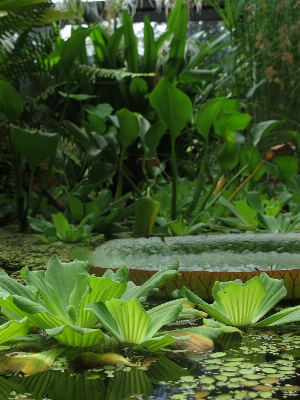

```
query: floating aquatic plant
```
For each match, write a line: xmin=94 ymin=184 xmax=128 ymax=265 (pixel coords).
xmin=180 ymin=273 xmax=300 ymax=328
xmin=0 ymin=256 xmax=181 ymax=346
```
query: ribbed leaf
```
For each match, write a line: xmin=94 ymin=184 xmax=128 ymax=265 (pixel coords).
xmin=217 ymin=277 xmax=266 ymax=326
xmin=179 ymin=287 xmax=233 ymax=326
xmin=0 ymin=317 xmax=29 ymax=345
xmin=133 ymin=334 xmax=177 ymax=351
xmin=46 ymin=325 xmax=104 ymax=347
xmin=76 ymin=275 xmax=127 ymax=328
xmin=251 ymin=272 xmax=287 ymax=323
xmin=85 ymin=302 xmax=122 ymax=342
xmin=143 ymin=304 xmax=181 ymax=342
xmin=253 ymin=306 xmax=300 ymax=328
xmin=106 ymin=299 xmax=150 ymax=344
xmin=121 ymin=260 xmax=179 ymax=301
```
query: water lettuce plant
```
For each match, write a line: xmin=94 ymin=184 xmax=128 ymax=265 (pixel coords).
xmin=180 ymin=273 xmax=300 ymax=328
xmin=0 ymin=256 xmax=218 ymax=350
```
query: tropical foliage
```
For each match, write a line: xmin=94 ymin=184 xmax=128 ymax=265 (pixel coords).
xmin=0 ymin=256 xmax=223 ymax=350
xmin=180 ymin=273 xmax=300 ymax=328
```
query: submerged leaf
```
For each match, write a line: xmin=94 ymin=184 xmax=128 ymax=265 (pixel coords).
xmin=169 ymin=331 xmax=214 ymax=352
xmin=72 ymin=352 xmax=136 ymax=368
xmin=0 ymin=348 xmax=64 ymax=375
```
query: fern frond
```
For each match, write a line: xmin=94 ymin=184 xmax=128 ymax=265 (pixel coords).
xmin=58 ymin=140 xmax=82 ymax=166
xmin=74 ymin=63 xmax=155 ymax=81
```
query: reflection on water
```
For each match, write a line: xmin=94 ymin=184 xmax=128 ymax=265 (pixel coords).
xmin=2 ymin=329 xmax=300 ymax=400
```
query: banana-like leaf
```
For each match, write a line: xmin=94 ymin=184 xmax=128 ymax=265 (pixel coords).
xmin=180 ymin=273 xmax=292 ymax=328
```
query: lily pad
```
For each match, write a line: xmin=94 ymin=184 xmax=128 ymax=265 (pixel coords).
xmin=68 ymin=234 xmax=300 ymax=300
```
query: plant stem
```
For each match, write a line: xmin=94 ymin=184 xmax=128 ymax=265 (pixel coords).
xmin=228 ymin=159 xmax=266 ymax=202
xmin=196 ymin=170 xmax=223 ymax=215
xmin=185 ymin=141 xmax=209 ymax=218
xmin=115 ymin=148 xmax=125 ymax=200
xmin=170 ymin=136 xmax=178 ymax=220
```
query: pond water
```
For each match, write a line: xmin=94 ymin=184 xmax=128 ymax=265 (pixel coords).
xmin=1 ymin=318 xmax=300 ymax=400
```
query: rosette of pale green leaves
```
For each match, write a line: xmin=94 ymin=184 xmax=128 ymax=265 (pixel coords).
xmin=180 ymin=273 xmax=300 ymax=328
xmin=0 ymin=256 xmax=191 ymax=348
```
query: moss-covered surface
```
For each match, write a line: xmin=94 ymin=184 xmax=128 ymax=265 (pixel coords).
xmin=0 ymin=225 xmax=93 ymax=280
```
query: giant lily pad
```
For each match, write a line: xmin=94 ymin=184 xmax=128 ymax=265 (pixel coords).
xmin=68 ymin=233 xmax=300 ymax=300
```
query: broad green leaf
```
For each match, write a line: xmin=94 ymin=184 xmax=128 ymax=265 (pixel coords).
xmin=217 ymin=130 xmax=239 ymax=170
xmin=0 ymin=80 xmax=22 ymax=122
xmin=147 ymin=298 xmax=193 ymax=319
xmin=251 ymin=272 xmax=287 ymax=323
xmin=253 ymin=306 xmax=300 ymax=327
xmin=11 ymin=129 xmax=59 ymax=172
xmin=83 ymin=103 xmax=113 ymax=118
xmin=46 ymin=325 xmax=104 ymax=347
xmin=86 ymin=114 xmax=107 ymax=135
xmin=130 ymin=78 xmax=148 ymax=109
xmin=142 ymin=17 xmax=157 ymax=72
xmin=195 ymin=98 xmax=226 ymax=140
xmin=52 ymin=213 xmax=69 ymax=241
xmin=12 ymin=297 xmax=68 ymax=329
xmin=107 ymin=26 xmax=124 ymax=67
xmin=85 ymin=302 xmax=123 ymax=342
xmin=178 ymin=287 xmax=233 ymax=326
xmin=275 ymin=156 xmax=298 ymax=183
xmin=134 ymin=334 xmax=178 ymax=352
xmin=217 ymin=277 xmax=266 ymax=326
xmin=143 ymin=304 xmax=181 ymax=342
xmin=234 ymin=197 xmax=258 ymax=227
xmin=0 ymin=294 xmax=33 ymax=321
xmin=0 ymin=271 xmax=35 ymax=300
xmin=251 ymin=120 xmax=285 ymax=146
xmin=116 ymin=108 xmax=140 ymax=149
xmin=164 ymin=0 xmax=187 ymax=81
xmin=22 ymin=271 xmax=68 ymax=320
xmin=219 ymin=197 xmax=249 ymax=226
xmin=58 ymin=92 xmax=97 ymax=101
xmin=76 ymin=274 xmax=127 ymax=328
xmin=132 ymin=194 xmax=161 ymax=237
xmin=257 ymin=213 xmax=279 ymax=233
xmin=60 ymin=26 xmax=96 ymax=72
xmin=179 ymin=69 xmax=216 ymax=83
xmin=106 ymin=298 xmax=151 ymax=344
xmin=214 ymin=112 xmax=252 ymax=136
xmin=37 ymin=256 xmax=90 ymax=312
xmin=0 ymin=318 xmax=29 ymax=345
xmin=123 ymin=10 xmax=138 ymax=73
xmin=145 ymin=121 xmax=167 ymax=151
xmin=149 ymin=78 xmax=192 ymax=138
xmin=239 ymin=146 xmax=267 ymax=181
xmin=121 ymin=260 xmax=179 ymax=301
